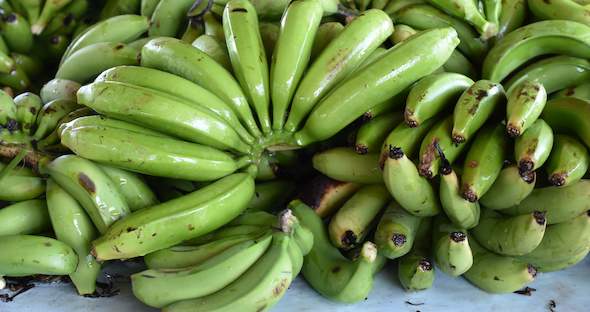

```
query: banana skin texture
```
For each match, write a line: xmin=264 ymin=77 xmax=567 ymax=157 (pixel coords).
xmin=297 ymin=175 xmax=361 ymax=218
xmin=312 ymin=147 xmax=382 ymax=184
xmin=514 ymin=119 xmax=554 ymax=177
xmin=542 ymin=97 xmax=590 ymax=150
xmin=0 ymin=199 xmax=50 ymax=236
xmin=398 ymin=217 xmax=435 ymax=291
xmin=479 ymin=165 xmax=535 ymax=210
xmin=545 ymin=135 xmax=590 ymax=187
xmin=432 ymin=216 xmax=473 ymax=277
xmin=439 ymin=167 xmax=480 ymax=229
xmin=506 ymin=80 xmax=547 ymax=138
xmin=375 ymin=201 xmax=423 ymax=259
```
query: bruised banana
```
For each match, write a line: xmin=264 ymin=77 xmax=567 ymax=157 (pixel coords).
xmin=545 ymin=135 xmax=589 ymax=187
xmin=419 ymin=115 xmax=468 ymax=179
xmin=552 ymin=81 xmax=590 ymax=101
xmin=312 ymin=147 xmax=382 ymax=184
xmin=13 ymin=92 xmax=41 ymax=135
xmin=297 ymin=175 xmax=361 ymax=218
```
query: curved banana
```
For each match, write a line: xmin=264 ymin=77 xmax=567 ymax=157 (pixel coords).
xmin=391 ymin=23 xmax=417 ymax=44
xmin=295 ymin=27 xmax=459 ymax=145
xmin=0 ymin=199 xmax=49 ymax=236
xmin=479 ymin=165 xmax=535 ymax=210
xmin=380 ymin=117 xmax=437 ymax=165
xmin=297 ymin=175 xmax=361 ymax=217
xmin=545 ymin=135 xmax=589 ymax=187
xmin=506 ymin=81 xmax=547 ymax=137
xmin=385 ymin=0 xmax=425 ymax=13
xmin=147 ymin=0 xmax=193 ymax=37
xmin=497 ymin=0 xmax=526 ymax=39
xmin=405 ymin=72 xmax=473 ymax=127
xmin=259 ymin=21 xmax=279 ymax=63
xmin=284 ymin=9 xmax=394 ymax=132
xmin=13 ymin=92 xmax=41 ymax=135
xmin=542 ymin=97 xmax=590 ymax=149
xmin=46 ymin=179 xmax=101 ymax=295
xmin=355 ymin=112 xmax=403 ymax=154
xmin=91 ymin=173 xmax=254 ymax=260
xmin=312 ymin=147 xmax=381 ymax=184
xmin=424 ymin=0 xmax=497 ymax=38
xmin=248 ymin=180 xmax=296 ymax=212
xmin=141 ymin=0 xmax=160 ymax=16
xmin=40 ymin=78 xmax=81 ymax=103
xmin=309 ymin=21 xmax=344 ymax=61
xmin=32 ymin=99 xmax=80 ymax=140
xmin=1 ymin=13 xmax=33 ymax=53
xmin=514 ymin=119 xmax=554 ymax=176
xmin=439 ymin=166 xmax=480 ymax=229
xmin=398 ymin=217 xmax=434 ymax=291
xmin=100 ymin=0 xmax=141 ymax=19
xmin=0 ymin=163 xmax=45 ymax=201
xmin=552 ymin=81 xmax=590 ymax=101
xmin=375 ymin=201 xmax=423 ymax=259
xmin=529 ymin=0 xmax=590 ymax=27
xmin=99 ymin=165 xmax=158 ymax=212
xmin=192 ymin=35 xmax=233 ymax=72
xmin=419 ymin=115 xmax=468 ymax=178
xmin=31 ymin=0 xmax=72 ymax=34
xmin=432 ymin=216 xmax=473 ymax=276
xmin=482 ymin=20 xmax=590 ymax=82
xmin=0 ymin=235 xmax=78 ymax=276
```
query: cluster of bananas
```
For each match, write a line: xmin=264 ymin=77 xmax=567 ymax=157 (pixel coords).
xmin=0 ymin=0 xmax=590 ymax=310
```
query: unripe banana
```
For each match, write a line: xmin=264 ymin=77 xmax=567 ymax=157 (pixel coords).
xmin=372 ymin=0 xmax=391 ymax=9
xmin=42 ymin=12 xmax=77 ymax=38
xmin=248 ymin=180 xmax=296 ymax=212
xmin=285 ymin=10 xmax=394 ymax=132
xmin=542 ymin=97 xmax=590 ymax=149
xmin=0 ymin=50 xmax=15 ymax=74
xmin=363 ymin=92 xmax=408 ymax=121
xmin=192 ymin=35 xmax=233 ymax=72
xmin=506 ymin=81 xmax=547 ymax=138
xmin=13 ymin=92 xmax=41 ymax=135
xmin=385 ymin=0 xmax=425 ymax=13
xmin=529 ymin=0 xmax=590 ymax=27
xmin=91 ymin=173 xmax=254 ymax=260
xmin=258 ymin=22 xmax=279 ymax=63
xmin=40 ymin=78 xmax=81 ymax=103
xmin=380 ymin=117 xmax=437 ymax=165
xmin=535 ymin=247 xmax=589 ymax=272
xmin=452 ymin=80 xmax=505 ymax=144
xmin=398 ymin=217 xmax=434 ymax=291
xmin=32 ymin=99 xmax=81 ymax=140
xmin=0 ymin=65 xmax=30 ymax=92
xmin=203 ymin=12 xmax=223 ymax=42
xmin=439 ymin=166 xmax=480 ymax=229
xmin=545 ymin=135 xmax=589 ymax=187
xmin=11 ymin=53 xmax=41 ymax=78
xmin=141 ymin=0 xmax=160 ymax=17
xmin=355 ymin=112 xmax=403 ymax=154
xmin=185 ymin=224 xmax=270 ymax=246
xmin=405 ymin=72 xmax=473 ymax=128
xmin=552 ymin=81 xmax=590 ymax=101
xmin=99 ymin=165 xmax=158 ymax=212
xmin=0 ymin=235 xmax=78 ymax=276
xmin=329 ymin=184 xmax=389 ymax=250
xmin=0 ymin=164 xmax=45 ymax=201
xmin=19 ymin=0 xmax=42 ymax=24
xmin=0 ymin=199 xmax=49 ymax=236
xmin=147 ymin=0 xmax=193 ymax=37
xmin=419 ymin=116 xmax=468 ymax=178
xmin=1 ymin=13 xmax=33 ymax=53
xmin=482 ymin=0 xmax=501 ymax=25
xmin=298 ymin=175 xmax=361 ymax=218
xmin=514 ymin=119 xmax=554 ymax=177
xmin=375 ymin=201 xmax=423 ymax=259
xmin=391 ymin=24 xmax=417 ymax=44
xmin=312 ymin=147 xmax=382 ymax=184
xmin=432 ymin=216 xmax=473 ymax=276
xmin=497 ymin=0 xmax=526 ymax=39
xmin=309 ymin=21 xmax=344 ymax=61
xmin=31 ymin=0 xmax=73 ymax=35
xmin=444 ymin=50 xmax=478 ymax=79
xmin=479 ymin=165 xmax=535 ymax=210
xmin=46 ymin=179 xmax=101 ymax=295
xmin=100 ymin=0 xmax=141 ymax=20
xmin=424 ymin=0 xmax=497 ymax=38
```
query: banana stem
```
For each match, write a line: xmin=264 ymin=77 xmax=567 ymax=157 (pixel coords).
xmin=0 ymin=143 xmax=50 ymax=172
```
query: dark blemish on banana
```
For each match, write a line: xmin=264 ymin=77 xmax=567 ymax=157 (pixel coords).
xmin=493 ymin=276 xmax=502 ymax=281
xmin=232 ymin=8 xmax=248 ymax=12
xmin=44 ymin=242 xmax=52 ymax=247
xmin=331 ymin=266 xmax=341 ymax=273
xmin=342 ymin=230 xmax=357 ymax=247
xmin=528 ymin=264 xmax=537 ymax=277
xmin=114 ymin=44 xmax=125 ymax=51
xmin=126 ymin=227 xmax=136 ymax=233
xmin=188 ymin=224 xmax=195 ymax=231
xmin=392 ymin=233 xmax=406 ymax=246
xmin=419 ymin=259 xmax=432 ymax=271
xmin=450 ymin=232 xmax=466 ymax=242
xmin=78 ymin=173 xmax=96 ymax=193
xmin=141 ymin=274 xmax=156 ymax=279
xmin=468 ymin=160 xmax=478 ymax=168
xmin=533 ymin=211 xmax=546 ymax=225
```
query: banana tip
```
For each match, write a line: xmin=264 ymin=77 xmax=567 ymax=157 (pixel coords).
xmin=354 ymin=145 xmax=368 ymax=155
xmin=391 ymin=233 xmax=407 ymax=247
xmin=506 ymin=125 xmax=521 ymax=138
xmin=548 ymin=174 xmax=566 ymax=187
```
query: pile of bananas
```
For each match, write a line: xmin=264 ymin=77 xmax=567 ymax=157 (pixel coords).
xmin=0 ymin=0 xmax=590 ymax=310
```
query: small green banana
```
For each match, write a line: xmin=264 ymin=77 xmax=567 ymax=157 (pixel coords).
xmin=40 ymin=78 xmax=81 ymax=103
xmin=496 ymin=0 xmax=526 ymax=39
xmin=41 ymin=12 xmax=77 ymax=37
xmin=398 ymin=217 xmax=435 ymax=291
xmin=419 ymin=115 xmax=468 ymax=178
xmin=424 ymin=0 xmax=497 ymax=38
xmin=514 ymin=119 xmax=554 ymax=176
xmin=479 ymin=165 xmax=535 ymax=210
xmin=432 ymin=216 xmax=473 ymax=276
xmin=248 ymin=180 xmax=296 ymax=212
xmin=32 ymin=99 xmax=81 ymax=140
xmin=13 ymin=92 xmax=41 ymax=135
xmin=1 ymin=13 xmax=33 ymax=53
xmin=390 ymin=23 xmax=417 ymax=44
xmin=147 ymin=0 xmax=193 ymax=37
xmin=297 ymin=175 xmax=361 ymax=218
xmin=506 ymin=81 xmax=547 ymax=138
xmin=542 ymin=97 xmax=590 ymax=149
xmin=192 ymin=35 xmax=233 ymax=72
xmin=380 ymin=117 xmax=437 ymax=164
xmin=312 ymin=147 xmax=382 ymax=184
xmin=529 ymin=0 xmax=590 ymax=27
xmin=258 ymin=21 xmax=279 ymax=63
xmin=0 ymin=50 xmax=15 ymax=74
xmin=375 ymin=201 xmax=423 ymax=259
xmin=0 ymin=235 xmax=78 ymax=276
xmin=439 ymin=165 xmax=480 ymax=229
xmin=99 ymin=165 xmax=158 ymax=212
xmin=552 ymin=81 xmax=590 ymax=101
xmin=0 ymin=163 xmax=45 ymax=201
xmin=545 ymin=135 xmax=589 ymax=187
xmin=31 ymin=0 xmax=73 ymax=35
xmin=141 ymin=0 xmax=160 ymax=16
xmin=309 ymin=21 xmax=344 ymax=61
xmin=11 ymin=53 xmax=42 ymax=78
xmin=355 ymin=112 xmax=403 ymax=154
xmin=99 ymin=0 xmax=141 ymax=19
xmin=46 ymin=35 xmax=70 ymax=61
xmin=0 ymin=199 xmax=49 ymax=236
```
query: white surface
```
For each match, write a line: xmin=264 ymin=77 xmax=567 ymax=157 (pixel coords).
xmin=2 ymin=258 xmax=589 ymax=312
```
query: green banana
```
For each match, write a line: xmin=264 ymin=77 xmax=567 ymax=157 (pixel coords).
xmin=77 ymin=81 xmax=251 ymax=153
xmin=443 ymin=50 xmax=478 ymax=79
xmin=203 ymin=12 xmax=223 ymax=42
xmin=380 ymin=117 xmax=437 ymax=164
xmin=295 ymin=27 xmax=459 ymax=145
xmin=1 ymin=13 xmax=33 ymax=54
xmin=248 ymin=180 xmax=296 ymax=212
xmin=45 ymin=34 xmax=70 ymax=60
xmin=42 ymin=12 xmax=77 ymax=37
xmin=398 ymin=217 xmax=434 ymax=291
xmin=223 ymin=0 xmax=271 ymax=134
xmin=471 ymin=209 xmax=546 ymax=256
xmin=179 ymin=18 xmax=204 ymax=44
xmin=514 ymin=119 xmax=554 ymax=176
xmin=464 ymin=238 xmax=536 ymax=293
xmin=432 ymin=216 xmax=473 ymax=276
xmin=184 ymin=224 xmax=270 ymax=246
xmin=518 ymin=211 xmax=590 ymax=272
xmin=390 ymin=23 xmax=417 ymax=44
xmin=535 ymin=247 xmax=589 ymax=272
xmin=385 ymin=0 xmax=425 ymax=13
xmin=383 ymin=147 xmax=441 ymax=216
xmin=372 ymin=0 xmax=390 ymax=9
xmin=11 ymin=53 xmax=42 ymax=78
xmin=362 ymin=92 xmax=408 ymax=121
xmin=0 ymin=65 xmax=30 ymax=92
xmin=0 ymin=163 xmax=45 ymax=201
xmin=141 ymin=0 xmax=160 ymax=16
xmin=91 ymin=173 xmax=254 ymax=260
xmin=258 ymin=22 xmax=279 ymax=63
xmin=192 ymin=35 xmax=233 ymax=72
xmin=424 ymin=0 xmax=497 ymax=38
xmin=36 ymin=107 xmax=95 ymax=152
xmin=452 ymin=80 xmax=505 ymax=144
xmin=40 ymin=78 xmax=81 ymax=103
xmin=0 ymin=235 xmax=78 ymax=276
xmin=529 ymin=0 xmax=590 ymax=27
xmin=99 ymin=165 xmax=158 ymax=212
xmin=31 ymin=0 xmax=73 ymax=35
xmin=133 ymin=233 xmax=273 ymax=308
xmin=375 ymin=201 xmax=423 ymax=259
xmin=284 ymin=9 xmax=394 ymax=132
xmin=506 ymin=81 xmax=547 ymax=138
xmin=419 ymin=116 xmax=468 ymax=178
xmin=479 ymin=165 xmax=535 ymax=210
xmin=13 ymin=92 xmax=41 ymax=135
xmin=0 ymin=199 xmax=49 ymax=236
xmin=503 ymin=180 xmax=590 ymax=224
xmin=19 ymin=0 xmax=41 ymax=24
xmin=309 ymin=21 xmax=344 ymax=61
xmin=483 ymin=0 xmax=501 ymax=25
xmin=482 ymin=20 xmax=590 ymax=82
xmin=552 ymin=81 xmax=590 ymax=101
xmin=147 ymin=0 xmax=193 ymax=37
xmin=297 ymin=175 xmax=361 ymax=217
xmin=312 ymin=147 xmax=381 ymax=184
xmin=404 ymin=72 xmax=474 ymax=127
xmin=141 ymin=37 xmax=262 ymax=138
xmin=46 ymin=179 xmax=100 ymax=295
xmin=355 ymin=112 xmax=403 ymax=154
xmin=100 ymin=0 xmax=141 ymax=20
xmin=62 ymin=0 xmax=89 ymax=19
xmin=545 ymin=135 xmax=589 ymax=187
xmin=59 ymin=117 xmax=244 ymax=181
xmin=542 ymin=97 xmax=590 ymax=149
xmin=291 ymin=200 xmax=384 ymax=303
xmin=439 ymin=166 xmax=480 ymax=229
xmin=460 ymin=124 xmax=509 ymax=202
xmin=0 ymin=50 xmax=15 ymax=74
xmin=328 ymin=184 xmax=390 ymax=249
xmin=270 ymin=0 xmax=322 ymax=131
xmin=496 ymin=0 xmax=526 ymax=39
xmin=229 ymin=211 xmax=276 ymax=227
xmin=32 ymin=99 xmax=80 ymax=140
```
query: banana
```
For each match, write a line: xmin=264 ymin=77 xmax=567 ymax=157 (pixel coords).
xmin=0 ymin=199 xmax=49 ymax=236
xmin=100 ymin=0 xmax=141 ymax=19
xmin=542 ymin=97 xmax=590 ymax=149
xmin=19 ymin=0 xmax=41 ymax=24
xmin=432 ymin=216 xmax=473 ymax=276
xmin=545 ymin=135 xmax=589 ymax=187
xmin=184 ymin=224 xmax=270 ymax=246
xmin=32 ymin=99 xmax=80 ymax=140
xmin=552 ymin=81 xmax=590 ymax=101
xmin=380 ymin=117 xmax=437 ymax=165
xmin=57 ymin=42 xmax=140 ymax=83
xmin=13 ymin=92 xmax=41 ymax=135
xmin=383 ymin=147 xmax=441 ymax=216
xmin=385 ymin=0 xmax=425 ymax=13
xmin=133 ymin=233 xmax=273 ymax=308
xmin=147 ymin=0 xmax=193 ymax=37
xmin=479 ymin=165 xmax=535 ymax=210
xmin=290 ymin=200 xmax=384 ymax=303
xmin=535 ymin=247 xmax=589 ymax=272
xmin=504 ymin=56 xmax=590 ymax=95
xmin=0 ymin=50 xmax=15 ymax=74
xmin=62 ymin=0 xmax=89 ymax=19
xmin=506 ymin=81 xmax=547 ymax=138
xmin=284 ymin=10 xmax=394 ymax=132
xmin=309 ymin=21 xmax=344 ymax=61
xmin=40 ymin=78 xmax=81 ymax=103
xmin=298 ymin=175 xmax=361 ymax=217
xmin=372 ymin=0 xmax=390 ymax=9
xmin=518 ymin=211 xmax=590 ymax=272
xmin=452 ymin=80 xmax=505 ymax=144
xmin=444 ymin=50 xmax=478 ymax=80
xmin=31 ymin=0 xmax=72 ymax=35
xmin=514 ymin=119 xmax=554 ymax=176
xmin=141 ymin=37 xmax=262 ymax=138
xmin=328 ymin=184 xmax=390 ymax=250
xmin=258 ymin=22 xmax=279 ymax=63
xmin=496 ymin=0 xmax=526 ymax=39
xmin=192 ymin=35 xmax=233 ymax=72
xmin=355 ymin=112 xmax=403 ymax=154
xmin=46 ymin=179 xmax=101 ymax=295
xmin=11 ymin=53 xmax=42 ymax=78
xmin=164 ymin=231 xmax=294 ymax=312
xmin=223 ymin=0 xmax=272 ymax=134
xmin=404 ymin=73 xmax=474 ymax=127
xmin=248 ymin=180 xmax=296 ymax=212
xmin=91 ymin=173 xmax=254 ymax=260
xmin=141 ymin=0 xmax=160 ymax=16
xmin=203 ymin=12 xmax=223 ymax=42
xmin=398 ymin=217 xmax=434 ymax=291
xmin=35 ymin=107 xmax=93 ymax=151
xmin=312 ymin=147 xmax=381 ymax=184
xmin=0 ymin=163 xmax=45 ymax=201
xmin=482 ymin=20 xmax=590 ymax=83
xmin=59 ymin=117 xmax=244 ymax=181
xmin=464 ymin=238 xmax=536 ymax=293
xmin=482 ymin=0 xmax=501 ymax=25
xmin=424 ymin=0 xmax=497 ymax=38
xmin=45 ymin=35 xmax=70 ymax=60
xmin=0 ymin=235 xmax=78 ymax=276
xmin=419 ymin=116 xmax=468 ymax=178
xmin=99 ymin=165 xmax=158 ymax=212
xmin=77 ymin=81 xmax=251 ymax=153
xmin=295 ymin=28 xmax=459 ymax=145
xmin=529 ymin=0 xmax=590 ymax=27
xmin=270 ymin=0 xmax=323 ymax=131
xmin=1 ymin=12 xmax=33 ymax=54
xmin=392 ymin=4 xmax=488 ymax=60
xmin=362 ymin=92 xmax=408 ymax=121
xmin=503 ymin=180 xmax=590 ymax=224
xmin=0 ymin=65 xmax=29 ymax=92
xmin=390 ymin=24 xmax=417 ymax=44
xmin=472 ymin=209 xmax=546 ymax=256
xmin=460 ymin=124 xmax=509 ymax=202
xmin=229 ymin=211 xmax=276 ymax=227
xmin=439 ymin=166 xmax=480 ymax=229
xmin=178 ymin=17 xmax=203 ymax=44
xmin=42 ymin=12 xmax=77 ymax=37
xmin=375 ymin=201 xmax=423 ymax=259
